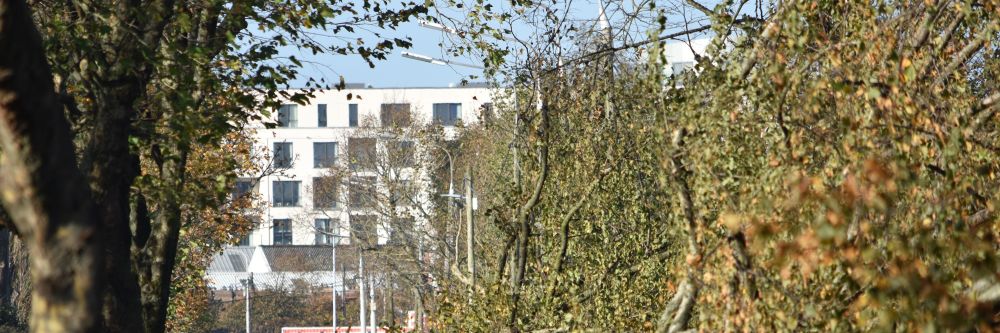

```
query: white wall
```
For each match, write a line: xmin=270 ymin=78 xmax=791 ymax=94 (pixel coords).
xmin=245 ymin=86 xmax=492 ymax=247
xmin=662 ymin=38 xmax=711 ymax=76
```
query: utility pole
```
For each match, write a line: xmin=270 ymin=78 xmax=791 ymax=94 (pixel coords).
xmin=359 ymin=254 xmax=366 ymax=333
xmin=244 ymin=272 xmax=253 ymax=333
xmin=369 ymin=275 xmax=376 ymax=333
xmin=341 ymin=261 xmax=347 ymax=331
xmin=465 ymin=165 xmax=475 ymax=289
xmin=331 ymin=241 xmax=337 ymax=330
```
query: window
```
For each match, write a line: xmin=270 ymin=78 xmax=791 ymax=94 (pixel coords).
xmin=315 ymin=219 xmax=334 ymax=245
xmin=313 ymin=177 xmax=338 ymax=208
xmin=272 ymin=181 xmax=300 ymax=207
xmin=433 ymin=103 xmax=462 ymax=126
xmin=348 ymin=137 xmax=376 ymax=171
xmin=237 ymin=235 xmax=250 ymax=246
xmin=389 ymin=180 xmax=412 ymax=206
xmin=277 ymin=104 xmax=298 ymax=128
xmin=273 ymin=219 xmax=292 ymax=245
xmin=313 ymin=142 xmax=338 ymax=168
xmin=380 ymin=103 xmax=411 ymax=127
xmin=348 ymin=104 xmax=358 ymax=127
xmin=349 ymin=176 xmax=375 ymax=209
xmin=273 ymin=142 xmax=292 ymax=168
xmin=391 ymin=141 xmax=416 ymax=167
xmin=350 ymin=215 xmax=377 ymax=246
xmin=389 ymin=217 xmax=414 ymax=245
xmin=317 ymin=104 xmax=328 ymax=127
xmin=233 ymin=179 xmax=254 ymax=199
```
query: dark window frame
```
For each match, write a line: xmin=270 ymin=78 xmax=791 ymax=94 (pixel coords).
xmin=233 ymin=179 xmax=255 ymax=199
xmin=315 ymin=218 xmax=334 ymax=245
xmin=350 ymin=215 xmax=377 ymax=245
xmin=432 ymin=103 xmax=462 ymax=126
xmin=348 ymin=137 xmax=376 ymax=171
xmin=272 ymin=181 xmax=300 ymax=207
xmin=277 ymin=104 xmax=298 ymax=128
xmin=313 ymin=142 xmax=338 ymax=168
xmin=349 ymin=176 xmax=376 ymax=209
xmin=395 ymin=140 xmax=416 ymax=167
xmin=348 ymin=104 xmax=359 ymax=127
xmin=317 ymin=104 xmax=328 ymax=127
xmin=380 ymin=103 xmax=412 ymax=127
xmin=389 ymin=217 xmax=414 ymax=245
xmin=273 ymin=219 xmax=293 ymax=245
xmin=273 ymin=142 xmax=292 ymax=168
xmin=312 ymin=176 xmax=338 ymax=209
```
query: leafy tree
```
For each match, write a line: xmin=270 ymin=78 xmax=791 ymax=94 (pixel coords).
xmin=433 ymin=0 xmax=1000 ymax=331
xmin=297 ymin=108 xmax=467 ymax=329
xmin=164 ymin=130 xmax=266 ymax=332
xmin=214 ymin=282 xmax=330 ymax=333
xmin=0 ymin=0 xmax=428 ymax=331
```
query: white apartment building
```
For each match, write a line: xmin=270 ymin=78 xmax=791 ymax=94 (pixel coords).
xmin=234 ymin=84 xmax=492 ymax=248
xmin=662 ymin=38 xmax=711 ymax=77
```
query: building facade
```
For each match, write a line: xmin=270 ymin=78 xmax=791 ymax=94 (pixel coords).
xmin=235 ymin=85 xmax=491 ymax=248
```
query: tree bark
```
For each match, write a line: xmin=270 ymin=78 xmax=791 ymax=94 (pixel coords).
xmin=655 ymin=129 xmax=699 ymax=333
xmin=509 ymin=78 xmax=549 ymax=332
xmin=0 ymin=0 xmax=104 ymax=330
xmin=0 ymin=231 xmax=30 ymax=328
xmin=1 ymin=230 xmax=12 ymax=308
xmin=11 ymin=234 xmax=30 ymax=327
xmin=75 ymin=0 xmax=176 ymax=329
xmin=85 ymin=89 xmax=145 ymax=333
xmin=136 ymin=147 xmax=186 ymax=333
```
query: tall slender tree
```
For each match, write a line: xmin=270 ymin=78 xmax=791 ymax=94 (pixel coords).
xmin=2 ymin=0 xmax=429 ymax=331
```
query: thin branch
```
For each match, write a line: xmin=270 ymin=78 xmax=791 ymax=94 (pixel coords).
xmin=545 ymin=17 xmax=763 ymax=76
xmin=655 ymin=129 xmax=700 ymax=333
xmin=934 ymin=26 xmax=993 ymax=85
xmin=553 ymin=167 xmax=610 ymax=274
xmin=965 ymin=208 xmax=993 ymax=226
xmin=974 ymin=92 xmax=1000 ymax=114
xmin=934 ymin=11 xmax=964 ymax=54
xmin=909 ymin=0 xmax=945 ymax=49
xmin=685 ymin=0 xmax=713 ymax=17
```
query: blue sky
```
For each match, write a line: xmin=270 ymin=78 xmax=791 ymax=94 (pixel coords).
xmin=281 ymin=1 xmax=720 ymax=88
xmin=284 ymin=20 xmax=485 ymax=88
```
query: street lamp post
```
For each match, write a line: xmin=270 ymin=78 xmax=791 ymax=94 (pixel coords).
xmin=241 ymin=273 xmax=253 ymax=333
xmin=434 ymin=145 xmax=476 ymax=290
xmin=369 ymin=275 xmax=376 ymax=333
xmin=401 ymin=52 xmax=485 ymax=70
xmin=330 ymin=234 xmax=347 ymax=331
xmin=359 ymin=254 xmax=366 ymax=333
xmin=330 ymin=242 xmax=343 ymax=333
xmin=465 ymin=165 xmax=475 ymax=289
xmin=403 ymin=22 xmax=487 ymax=296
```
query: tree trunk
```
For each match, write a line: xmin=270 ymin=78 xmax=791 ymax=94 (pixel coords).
xmin=136 ymin=151 xmax=185 ymax=333
xmin=1 ymin=230 xmax=12 ymax=309
xmin=0 ymin=0 xmax=105 ymax=331
xmin=0 ymin=231 xmax=30 ymax=328
xmin=11 ymin=235 xmax=30 ymax=327
xmin=85 ymin=91 xmax=145 ymax=333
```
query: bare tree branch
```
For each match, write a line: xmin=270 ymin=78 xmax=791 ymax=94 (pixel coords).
xmin=685 ymin=0 xmax=713 ymax=17
xmin=655 ymin=129 xmax=699 ymax=333
xmin=934 ymin=26 xmax=994 ymax=85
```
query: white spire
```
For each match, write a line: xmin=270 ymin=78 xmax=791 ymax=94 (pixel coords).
xmin=597 ymin=0 xmax=612 ymax=43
